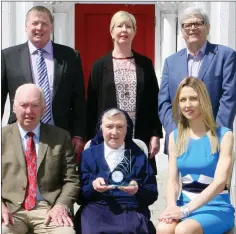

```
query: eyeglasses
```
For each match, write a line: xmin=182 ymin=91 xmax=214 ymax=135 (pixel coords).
xmin=182 ymin=21 xmax=205 ymax=30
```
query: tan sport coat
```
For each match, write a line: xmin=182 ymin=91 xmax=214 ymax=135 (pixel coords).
xmin=1 ymin=122 xmax=80 ymax=213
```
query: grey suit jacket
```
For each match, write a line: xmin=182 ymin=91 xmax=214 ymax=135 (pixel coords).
xmin=1 ymin=123 xmax=80 ymax=213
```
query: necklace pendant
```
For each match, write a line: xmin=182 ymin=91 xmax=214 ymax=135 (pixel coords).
xmin=125 ymin=92 xmax=130 ymax=97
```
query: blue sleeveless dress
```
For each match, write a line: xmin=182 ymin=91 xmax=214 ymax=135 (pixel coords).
xmin=174 ymin=126 xmax=235 ymax=234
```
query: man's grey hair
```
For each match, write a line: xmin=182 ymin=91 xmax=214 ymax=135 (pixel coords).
xmin=101 ymin=108 xmax=127 ymax=128
xmin=179 ymin=7 xmax=210 ymax=26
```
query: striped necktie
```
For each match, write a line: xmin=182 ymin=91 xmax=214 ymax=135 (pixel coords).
xmin=36 ymin=49 xmax=51 ymax=123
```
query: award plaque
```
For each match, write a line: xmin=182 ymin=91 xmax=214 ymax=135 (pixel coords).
xmin=111 ymin=170 xmax=124 ymax=183
xmin=107 ymin=149 xmax=132 ymax=187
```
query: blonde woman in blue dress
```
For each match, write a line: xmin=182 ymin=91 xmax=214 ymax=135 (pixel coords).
xmin=156 ymin=77 xmax=235 ymax=234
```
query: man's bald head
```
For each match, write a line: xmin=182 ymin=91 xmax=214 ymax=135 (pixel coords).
xmin=13 ymin=84 xmax=46 ymax=131
xmin=14 ymin=84 xmax=44 ymax=102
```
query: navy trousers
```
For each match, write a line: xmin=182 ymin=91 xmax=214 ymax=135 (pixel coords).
xmin=75 ymin=203 xmax=155 ymax=234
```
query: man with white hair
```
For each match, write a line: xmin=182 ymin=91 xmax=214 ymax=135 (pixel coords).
xmin=158 ymin=7 xmax=236 ymax=154
xmin=1 ymin=84 xmax=79 ymax=234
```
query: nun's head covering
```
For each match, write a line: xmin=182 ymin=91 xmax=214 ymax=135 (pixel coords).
xmin=90 ymin=108 xmax=133 ymax=147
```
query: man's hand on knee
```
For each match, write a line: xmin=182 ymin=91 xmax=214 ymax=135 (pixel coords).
xmin=1 ymin=202 xmax=15 ymax=226
xmin=44 ymin=203 xmax=73 ymax=227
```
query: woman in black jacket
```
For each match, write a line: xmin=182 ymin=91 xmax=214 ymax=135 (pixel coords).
xmin=86 ymin=10 xmax=163 ymax=173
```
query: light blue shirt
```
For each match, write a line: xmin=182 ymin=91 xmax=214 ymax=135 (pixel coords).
xmin=18 ymin=123 xmax=44 ymax=201
xmin=187 ymin=41 xmax=207 ymax=77
xmin=28 ymin=40 xmax=55 ymax=125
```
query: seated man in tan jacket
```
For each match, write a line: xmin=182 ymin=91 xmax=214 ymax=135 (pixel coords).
xmin=1 ymin=84 xmax=79 ymax=234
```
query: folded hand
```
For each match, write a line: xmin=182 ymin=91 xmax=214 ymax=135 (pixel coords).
xmin=159 ymin=205 xmax=184 ymax=222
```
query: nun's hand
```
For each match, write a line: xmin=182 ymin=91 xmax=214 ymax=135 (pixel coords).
xmin=118 ymin=180 xmax=138 ymax=195
xmin=92 ymin=177 xmax=114 ymax=192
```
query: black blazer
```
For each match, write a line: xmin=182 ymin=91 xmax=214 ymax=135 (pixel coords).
xmin=1 ymin=42 xmax=86 ymax=138
xmin=86 ymin=50 xmax=163 ymax=145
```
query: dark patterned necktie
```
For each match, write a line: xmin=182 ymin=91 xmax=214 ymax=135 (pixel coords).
xmin=36 ymin=49 xmax=51 ymax=123
xmin=23 ymin=132 xmax=37 ymax=210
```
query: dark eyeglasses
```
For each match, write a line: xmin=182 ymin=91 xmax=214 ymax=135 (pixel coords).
xmin=182 ymin=21 xmax=205 ymax=30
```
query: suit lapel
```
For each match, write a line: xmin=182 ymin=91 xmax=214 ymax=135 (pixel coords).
xmin=37 ymin=124 xmax=49 ymax=171
xmin=103 ymin=52 xmax=117 ymax=107
xmin=133 ymin=51 xmax=144 ymax=113
xmin=11 ymin=123 xmax=27 ymax=173
xmin=52 ymin=43 xmax=64 ymax=99
xmin=198 ymin=42 xmax=216 ymax=80
xmin=179 ymin=49 xmax=188 ymax=80
xmin=19 ymin=43 xmax=34 ymax=83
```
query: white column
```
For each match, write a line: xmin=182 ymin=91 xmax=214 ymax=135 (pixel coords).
xmin=53 ymin=13 xmax=68 ymax=45
xmin=208 ymin=2 xmax=236 ymax=49
xmin=161 ymin=13 xmax=177 ymax=69
xmin=67 ymin=4 xmax=75 ymax=48
xmin=1 ymin=2 xmax=34 ymax=48
xmin=193 ymin=2 xmax=211 ymax=11
xmin=209 ymin=2 xmax=222 ymax=45
xmin=219 ymin=2 xmax=236 ymax=49
xmin=155 ymin=3 xmax=161 ymax=83
xmin=1 ymin=2 xmax=16 ymax=49
xmin=228 ymin=2 xmax=236 ymax=50
xmin=157 ymin=12 xmax=177 ymax=162
xmin=51 ymin=2 xmax=74 ymax=47
xmin=1 ymin=1 xmax=12 ymax=125
xmin=15 ymin=2 xmax=35 ymax=45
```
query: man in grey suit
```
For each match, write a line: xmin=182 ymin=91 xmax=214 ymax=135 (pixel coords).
xmin=1 ymin=84 xmax=79 ymax=234
xmin=1 ymin=5 xmax=86 ymax=154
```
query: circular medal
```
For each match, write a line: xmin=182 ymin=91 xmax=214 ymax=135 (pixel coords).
xmin=111 ymin=170 xmax=124 ymax=183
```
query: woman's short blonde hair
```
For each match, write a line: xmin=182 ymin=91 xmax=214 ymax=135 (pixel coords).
xmin=110 ymin=11 xmax=137 ymax=32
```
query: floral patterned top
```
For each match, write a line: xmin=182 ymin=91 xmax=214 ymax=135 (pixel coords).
xmin=113 ymin=57 xmax=137 ymax=136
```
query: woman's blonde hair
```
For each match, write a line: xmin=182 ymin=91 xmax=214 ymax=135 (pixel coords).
xmin=173 ymin=77 xmax=219 ymax=155
xmin=110 ymin=11 xmax=137 ymax=32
